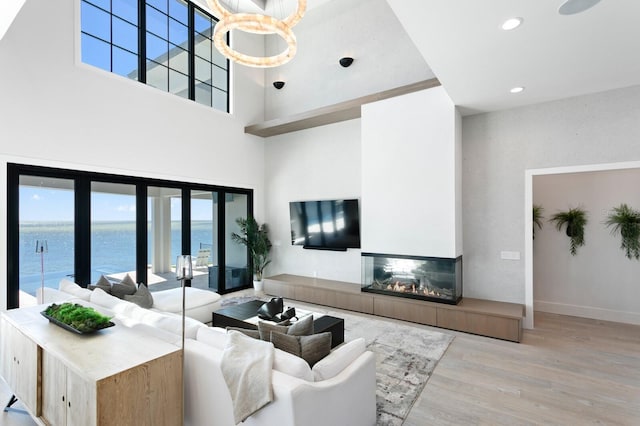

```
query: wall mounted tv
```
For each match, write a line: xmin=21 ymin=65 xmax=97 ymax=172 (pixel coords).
xmin=289 ymin=199 xmax=361 ymax=251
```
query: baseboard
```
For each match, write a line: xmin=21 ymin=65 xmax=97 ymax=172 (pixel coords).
xmin=534 ymin=300 xmax=640 ymax=325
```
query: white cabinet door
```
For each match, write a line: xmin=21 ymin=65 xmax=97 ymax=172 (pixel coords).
xmin=0 ymin=318 xmax=39 ymax=414
xmin=42 ymin=351 xmax=67 ymax=426
xmin=66 ymin=367 xmax=96 ymax=426
xmin=42 ymin=350 xmax=96 ymax=426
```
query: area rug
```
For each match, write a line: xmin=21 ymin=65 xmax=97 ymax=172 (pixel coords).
xmin=215 ymin=296 xmax=454 ymax=425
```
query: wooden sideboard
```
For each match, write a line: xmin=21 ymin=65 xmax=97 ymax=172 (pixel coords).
xmin=0 ymin=305 xmax=182 ymax=425
xmin=264 ymin=274 xmax=524 ymax=342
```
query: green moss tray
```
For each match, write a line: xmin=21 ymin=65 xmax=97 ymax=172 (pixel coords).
xmin=41 ymin=311 xmax=115 ymax=335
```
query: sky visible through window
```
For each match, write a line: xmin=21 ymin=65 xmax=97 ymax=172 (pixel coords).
xmin=20 ymin=187 xmax=212 ymax=222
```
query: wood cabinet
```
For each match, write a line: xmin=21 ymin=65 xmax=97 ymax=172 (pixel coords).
xmin=0 ymin=317 xmax=40 ymax=415
xmin=42 ymin=351 xmax=97 ymax=426
xmin=0 ymin=306 xmax=183 ymax=425
xmin=264 ymin=274 xmax=524 ymax=342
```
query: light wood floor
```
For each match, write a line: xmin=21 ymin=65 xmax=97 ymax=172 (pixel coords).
xmin=405 ymin=312 xmax=640 ymax=426
xmin=2 ymin=308 xmax=639 ymax=425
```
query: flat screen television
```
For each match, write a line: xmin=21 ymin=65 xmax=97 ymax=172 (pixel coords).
xmin=289 ymin=199 xmax=361 ymax=250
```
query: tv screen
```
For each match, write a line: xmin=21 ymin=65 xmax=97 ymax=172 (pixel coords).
xmin=289 ymin=199 xmax=361 ymax=250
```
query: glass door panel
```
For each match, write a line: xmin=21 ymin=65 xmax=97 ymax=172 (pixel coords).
xmin=224 ymin=192 xmax=248 ymax=290
xmin=147 ymin=186 xmax=182 ymax=289
xmin=18 ymin=176 xmax=75 ymax=306
xmin=91 ymin=182 xmax=136 ymax=283
xmin=191 ymin=190 xmax=217 ymax=290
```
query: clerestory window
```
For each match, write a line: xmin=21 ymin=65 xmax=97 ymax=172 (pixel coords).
xmin=80 ymin=0 xmax=229 ymax=112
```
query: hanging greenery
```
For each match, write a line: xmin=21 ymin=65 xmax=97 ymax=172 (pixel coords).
xmin=533 ymin=204 xmax=544 ymax=240
xmin=550 ymin=207 xmax=588 ymax=255
xmin=604 ymin=203 xmax=640 ymax=260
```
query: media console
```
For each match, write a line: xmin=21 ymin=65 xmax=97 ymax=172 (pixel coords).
xmin=264 ymin=274 xmax=524 ymax=342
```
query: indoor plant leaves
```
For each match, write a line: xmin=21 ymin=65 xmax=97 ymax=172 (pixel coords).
xmin=604 ymin=203 xmax=640 ymax=260
xmin=550 ymin=207 xmax=588 ymax=255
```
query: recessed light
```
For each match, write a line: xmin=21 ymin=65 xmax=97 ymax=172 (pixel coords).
xmin=510 ymin=87 xmax=525 ymax=94
xmin=501 ymin=17 xmax=523 ymax=31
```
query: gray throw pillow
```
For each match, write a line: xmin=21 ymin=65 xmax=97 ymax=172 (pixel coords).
xmin=257 ymin=314 xmax=314 ymax=341
xmin=124 ymin=283 xmax=154 ymax=309
xmin=270 ymin=331 xmax=332 ymax=367
xmin=226 ymin=327 xmax=260 ymax=340
xmin=288 ymin=314 xmax=314 ymax=336
xmin=88 ymin=275 xmax=112 ymax=294
xmin=111 ymin=274 xmax=137 ymax=299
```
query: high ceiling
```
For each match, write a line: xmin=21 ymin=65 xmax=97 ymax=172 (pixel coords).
xmin=386 ymin=0 xmax=640 ymax=115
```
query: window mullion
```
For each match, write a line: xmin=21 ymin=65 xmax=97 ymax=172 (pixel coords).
xmin=138 ymin=0 xmax=146 ymax=83
xmin=188 ymin=2 xmax=195 ymax=100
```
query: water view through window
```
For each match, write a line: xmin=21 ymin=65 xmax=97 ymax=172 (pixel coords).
xmin=19 ymin=176 xmax=75 ymax=302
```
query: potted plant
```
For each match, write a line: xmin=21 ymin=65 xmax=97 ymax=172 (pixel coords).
xmin=533 ymin=204 xmax=544 ymax=239
xmin=605 ymin=203 xmax=640 ymax=260
xmin=550 ymin=207 xmax=588 ymax=255
xmin=231 ymin=216 xmax=272 ymax=292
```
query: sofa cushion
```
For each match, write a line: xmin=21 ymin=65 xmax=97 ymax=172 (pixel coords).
xmin=124 ymin=284 xmax=154 ymax=309
xmin=152 ymin=287 xmax=221 ymax=313
xmin=90 ymin=287 xmax=130 ymax=311
xmin=227 ymin=326 xmax=260 ymax=340
xmin=87 ymin=275 xmax=112 ymax=294
xmin=312 ymin=338 xmax=366 ymax=381
xmin=127 ymin=305 xmax=203 ymax=338
xmin=111 ymin=274 xmax=137 ymax=299
xmin=270 ymin=331 xmax=332 ymax=367
xmin=59 ymin=278 xmax=92 ymax=301
xmin=257 ymin=314 xmax=314 ymax=341
xmin=196 ymin=327 xmax=314 ymax=381
xmin=196 ymin=326 xmax=228 ymax=350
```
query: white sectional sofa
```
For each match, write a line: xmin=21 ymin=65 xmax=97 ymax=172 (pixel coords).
xmin=45 ymin=278 xmax=221 ymax=323
xmin=45 ymin=281 xmax=378 ymax=426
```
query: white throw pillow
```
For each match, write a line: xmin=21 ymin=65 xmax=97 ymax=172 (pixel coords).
xmin=312 ymin=338 xmax=366 ymax=381
xmin=273 ymin=347 xmax=314 ymax=381
xmin=59 ymin=278 xmax=92 ymax=301
xmin=90 ymin=287 xmax=126 ymax=310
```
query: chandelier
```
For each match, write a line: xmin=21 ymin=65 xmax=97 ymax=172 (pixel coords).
xmin=206 ymin=0 xmax=307 ymax=68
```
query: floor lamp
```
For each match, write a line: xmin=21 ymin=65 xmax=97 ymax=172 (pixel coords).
xmin=176 ymin=255 xmax=192 ymax=424
xmin=36 ymin=240 xmax=48 ymax=304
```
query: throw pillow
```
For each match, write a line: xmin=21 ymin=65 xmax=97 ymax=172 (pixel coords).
xmin=59 ymin=278 xmax=93 ymax=301
xmin=124 ymin=283 xmax=154 ymax=309
xmin=226 ymin=327 xmax=260 ymax=340
xmin=111 ymin=274 xmax=137 ymax=299
xmin=312 ymin=337 xmax=366 ymax=381
xmin=287 ymin=314 xmax=314 ymax=336
xmin=270 ymin=331 xmax=332 ymax=367
xmin=87 ymin=275 xmax=112 ymax=294
xmin=257 ymin=314 xmax=314 ymax=341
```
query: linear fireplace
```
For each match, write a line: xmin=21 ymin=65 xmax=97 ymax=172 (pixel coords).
xmin=361 ymin=253 xmax=462 ymax=305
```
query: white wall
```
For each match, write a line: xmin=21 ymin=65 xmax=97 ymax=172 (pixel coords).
xmin=533 ymin=169 xmax=640 ymax=324
xmin=264 ymin=119 xmax=362 ymax=283
xmin=361 ymin=87 xmax=461 ymax=258
xmin=0 ymin=0 xmax=267 ymax=310
xmin=463 ymin=84 xmax=640 ymax=309
xmin=263 ymin=0 xmax=435 ymax=120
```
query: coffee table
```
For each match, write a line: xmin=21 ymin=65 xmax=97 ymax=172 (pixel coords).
xmin=212 ymin=300 xmax=344 ymax=348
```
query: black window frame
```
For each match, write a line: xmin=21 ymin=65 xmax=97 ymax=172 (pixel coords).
xmin=7 ymin=163 xmax=253 ymax=309
xmin=80 ymin=0 xmax=230 ymax=112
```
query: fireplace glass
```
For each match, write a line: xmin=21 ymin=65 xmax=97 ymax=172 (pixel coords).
xmin=361 ymin=253 xmax=462 ymax=305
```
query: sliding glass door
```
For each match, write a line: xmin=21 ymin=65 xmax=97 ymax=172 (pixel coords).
xmin=7 ymin=164 xmax=253 ymax=308
xmin=18 ymin=176 xmax=75 ymax=305
xmin=148 ymin=186 xmax=183 ymax=287
xmin=224 ymin=192 xmax=248 ymax=290
xmin=91 ymin=182 xmax=137 ymax=283
xmin=191 ymin=190 xmax=217 ymax=290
